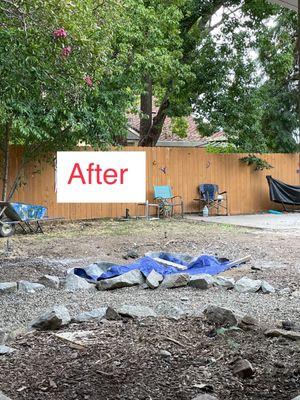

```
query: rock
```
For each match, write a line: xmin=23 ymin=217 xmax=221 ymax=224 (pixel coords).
xmin=30 ymin=305 xmax=71 ymax=330
xmin=233 ymin=359 xmax=254 ymax=378
xmin=64 ymin=273 xmax=95 ymax=292
xmin=159 ymin=349 xmax=171 ymax=358
xmin=97 ymin=269 xmax=144 ymax=291
xmin=279 ymin=287 xmax=291 ymax=295
xmin=214 ymin=276 xmax=235 ymax=289
xmin=18 ymin=280 xmax=45 ymax=293
xmin=146 ymin=269 xmax=163 ymax=289
xmin=292 ymin=290 xmax=300 ymax=298
xmin=234 ymin=277 xmax=261 ymax=293
xmin=281 ymin=321 xmax=300 ymax=332
xmin=0 ymin=344 xmax=15 ymax=355
xmin=73 ymin=307 xmax=108 ymax=323
xmin=261 ymin=280 xmax=275 ymax=294
xmin=0 ymin=282 xmax=17 ymax=295
xmin=122 ymin=250 xmax=139 ymax=260
xmin=83 ymin=262 xmax=116 ymax=281
xmin=238 ymin=315 xmax=258 ymax=331
xmin=204 ymin=305 xmax=237 ymax=327
xmin=0 ymin=330 xmax=7 ymax=345
xmin=156 ymin=304 xmax=186 ymax=320
xmin=251 ymin=265 xmax=263 ymax=271
xmin=161 ymin=273 xmax=190 ymax=289
xmin=191 ymin=395 xmax=219 ymax=400
xmin=265 ymin=328 xmax=300 ymax=341
xmin=291 ymin=396 xmax=300 ymax=400
xmin=0 ymin=392 xmax=12 ymax=400
xmin=38 ymin=275 xmax=60 ymax=289
xmin=189 ymin=274 xmax=215 ymax=290
xmin=116 ymin=305 xmax=157 ymax=318
xmin=180 ymin=297 xmax=189 ymax=302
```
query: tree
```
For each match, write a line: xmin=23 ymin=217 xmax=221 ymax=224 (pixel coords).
xmin=137 ymin=0 xmax=299 ymax=152
xmin=0 ymin=0 xmax=184 ymax=200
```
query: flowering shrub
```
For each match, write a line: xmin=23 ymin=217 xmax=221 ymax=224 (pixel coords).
xmin=84 ymin=75 xmax=93 ymax=87
xmin=61 ymin=46 xmax=72 ymax=57
xmin=53 ymin=28 xmax=67 ymax=38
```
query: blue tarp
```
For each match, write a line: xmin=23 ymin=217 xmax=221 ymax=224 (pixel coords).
xmin=74 ymin=253 xmax=235 ymax=282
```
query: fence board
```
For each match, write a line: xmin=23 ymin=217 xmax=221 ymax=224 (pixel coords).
xmin=1 ymin=146 xmax=299 ymax=219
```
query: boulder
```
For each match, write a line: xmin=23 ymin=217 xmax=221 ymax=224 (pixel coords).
xmin=214 ymin=276 xmax=235 ymax=289
xmin=264 ymin=328 xmax=300 ymax=341
xmin=189 ymin=274 xmax=215 ymax=290
xmin=96 ymin=269 xmax=144 ymax=291
xmin=0 ymin=282 xmax=17 ymax=295
xmin=161 ymin=273 xmax=190 ymax=289
xmin=82 ymin=262 xmax=116 ymax=281
xmin=116 ymin=305 xmax=157 ymax=318
xmin=18 ymin=281 xmax=45 ymax=293
xmin=146 ymin=270 xmax=163 ymax=289
xmin=204 ymin=305 xmax=237 ymax=327
xmin=0 ymin=345 xmax=15 ymax=355
xmin=64 ymin=273 xmax=95 ymax=292
xmin=261 ymin=280 xmax=275 ymax=294
xmin=233 ymin=359 xmax=255 ymax=378
xmin=30 ymin=305 xmax=71 ymax=330
xmin=234 ymin=277 xmax=261 ymax=293
xmin=159 ymin=350 xmax=172 ymax=358
xmin=38 ymin=275 xmax=60 ymax=289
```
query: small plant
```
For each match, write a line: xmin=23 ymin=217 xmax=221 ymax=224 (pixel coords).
xmin=240 ymin=154 xmax=273 ymax=171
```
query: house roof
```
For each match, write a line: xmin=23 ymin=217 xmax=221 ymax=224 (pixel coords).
xmin=268 ymin=0 xmax=298 ymax=11
xmin=128 ymin=112 xmax=227 ymax=146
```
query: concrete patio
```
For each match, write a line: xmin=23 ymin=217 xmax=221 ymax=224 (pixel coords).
xmin=185 ymin=212 xmax=300 ymax=232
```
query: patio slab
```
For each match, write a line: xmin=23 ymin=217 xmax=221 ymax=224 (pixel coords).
xmin=185 ymin=212 xmax=300 ymax=231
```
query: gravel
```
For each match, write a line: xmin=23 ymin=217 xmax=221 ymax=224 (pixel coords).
xmin=0 ymin=219 xmax=299 ymax=333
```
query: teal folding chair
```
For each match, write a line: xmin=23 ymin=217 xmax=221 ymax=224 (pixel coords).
xmin=153 ymin=186 xmax=184 ymax=218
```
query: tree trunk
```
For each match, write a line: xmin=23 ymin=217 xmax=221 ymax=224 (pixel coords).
xmin=1 ymin=123 xmax=10 ymax=201
xmin=138 ymin=96 xmax=170 ymax=146
xmin=139 ymin=76 xmax=153 ymax=141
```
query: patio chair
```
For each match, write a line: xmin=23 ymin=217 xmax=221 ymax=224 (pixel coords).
xmin=195 ymin=184 xmax=228 ymax=216
xmin=153 ymin=185 xmax=184 ymax=218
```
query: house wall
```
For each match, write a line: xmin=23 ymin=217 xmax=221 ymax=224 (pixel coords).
xmin=2 ymin=146 xmax=300 ymax=219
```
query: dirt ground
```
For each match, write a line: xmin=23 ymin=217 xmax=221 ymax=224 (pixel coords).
xmin=0 ymin=218 xmax=300 ymax=400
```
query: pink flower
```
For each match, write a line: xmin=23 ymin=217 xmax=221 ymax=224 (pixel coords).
xmin=84 ymin=75 xmax=93 ymax=87
xmin=53 ymin=28 xmax=67 ymax=38
xmin=61 ymin=46 xmax=72 ymax=57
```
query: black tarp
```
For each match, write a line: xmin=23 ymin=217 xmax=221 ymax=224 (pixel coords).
xmin=266 ymin=176 xmax=300 ymax=205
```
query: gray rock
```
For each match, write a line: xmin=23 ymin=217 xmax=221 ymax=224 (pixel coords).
xmin=214 ymin=276 xmax=235 ymax=289
xmin=122 ymin=250 xmax=139 ymax=260
xmin=0 ymin=345 xmax=15 ymax=355
xmin=161 ymin=273 xmax=190 ymax=289
xmin=180 ymin=297 xmax=189 ymax=302
xmin=30 ymin=305 xmax=71 ymax=330
xmin=189 ymin=274 xmax=215 ymax=290
xmin=279 ymin=287 xmax=292 ymax=295
xmin=265 ymin=328 xmax=300 ymax=341
xmin=116 ymin=305 xmax=157 ymax=318
xmin=156 ymin=304 xmax=186 ymax=320
xmin=83 ymin=262 xmax=116 ymax=281
xmin=261 ymin=280 xmax=275 ymax=294
xmin=159 ymin=349 xmax=171 ymax=358
xmin=291 ymin=396 xmax=300 ymax=400
xmin=73 ymin=307 xmax=108 ymax=323
xmin=18 ymin=280 xmax=45 ymax=293
xmin=64 ymin=273 xmax=95 ymax=292
xmin=238 ymin=315 xmax=258 ymax=331
xmin=146 ymin=269 xmax=163 ymax=289
xmin=0 ymin=391 xmax=12 ymax=400
xmin=292 ymin=290 xmax=300 ymax=298
xmin=96 ymin=269 xmax=144 ymax=291
xmin=233 ymin=359 xmax=255 ymax=378
xmin=191 ymin=395 xmax=219 ymax=400
xmin=0 ymin=282 xmax=17 ymax=295
xmin=234 ymin=277 xmax=261 ymax=293
xmin=38 ymin=275 xmax=60 ymax=289
xmin=204 ymin=305 xmax=237 ymax=327
xmin=0 ymin=330 xmax=7 ymax=345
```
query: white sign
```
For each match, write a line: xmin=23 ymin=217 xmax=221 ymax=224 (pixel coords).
xmin=56 ymin=151 xmax=146 ymax=203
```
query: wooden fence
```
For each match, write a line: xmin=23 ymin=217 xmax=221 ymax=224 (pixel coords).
xmin=2 ymin=146 xmax=300 ymax=219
